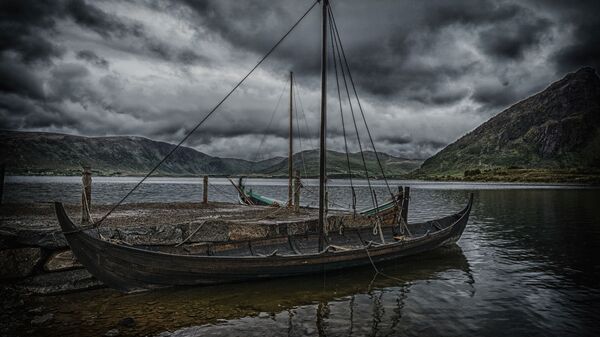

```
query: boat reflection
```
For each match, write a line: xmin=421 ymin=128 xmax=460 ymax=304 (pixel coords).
xmin=28 ymin=245 xmax=471 ymax=336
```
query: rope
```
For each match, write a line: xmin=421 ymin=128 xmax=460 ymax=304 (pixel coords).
xmin=329 ymin=6 xmax=395 ymax=200
xmin=175 ymin=221 xmax=205 ymax=247
xmin=329 ymin=6 xmax=404 ymax=236
xmin=252 ymin=78 xmax=289 ymax=162
xmin=93 ymin=0 xmax=319 ymax=227
xmin=208 ymin=180 xmax=241 ymax=204
xmin=293 ymin=80 xmax=316 ymax=150
xmin=81 ymin=184 xmax=95 ymax=224
xmin=363 ymin=243 xmax=404 ymax=283
xmin=328 ymin=10 xmax=377 ymax=213
xmin=292 ymin=77 xmax=308 ymax=177
xmin=372 ymin=190 xmax=385 ymax=244
xmin=329 ymin=17 xmax=356 ymax=216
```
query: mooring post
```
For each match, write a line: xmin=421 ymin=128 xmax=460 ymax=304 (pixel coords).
xmin=293 ymin=170 xmax=301 ymax=212
xmin=203 ymin=175 xmax=208 ymax=204
xmin=396 ymin=185 xmax=404 ymax=218
xmin=81 ymin=166 xmax=92 ymax=225
xmin=401 ymin=186 xmax=410 ymax=224
xmin=0 ymin=163 xmax=5 ymax=205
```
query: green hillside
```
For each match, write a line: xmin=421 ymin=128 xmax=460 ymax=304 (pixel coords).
xmin=414 ymin=67 xmax=600 ymax=182
xmin=0 ymin=131 xmax=421 ymax=177
xmin=262 ymin=150 xmax=422 ymax=178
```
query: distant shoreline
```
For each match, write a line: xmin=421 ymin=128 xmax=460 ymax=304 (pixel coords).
xmin=5 ymin=173 xmax=599 ymax=186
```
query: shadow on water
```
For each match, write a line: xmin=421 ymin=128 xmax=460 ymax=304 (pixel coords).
xmin=21 ymin=247 xmax=471 ymax=337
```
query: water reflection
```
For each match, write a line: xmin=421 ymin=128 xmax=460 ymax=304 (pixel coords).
xmin=27 ymin=247 xmax=471 ymax=337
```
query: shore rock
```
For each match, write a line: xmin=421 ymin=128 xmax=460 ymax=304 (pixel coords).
xmin=44 ymin=250 xmax=82 ymax=272
xmin=17 ymin=269 xmax=103 ymax=295
xmin=0 ymin=224 xmax=67 ymax=250
xmin=31 ymin=313 xmax=54 ymax=325
xmin=105 ymin=329 xmax=120 ymax=337
xmin=0 ymin=247 xmax=43 ymax=279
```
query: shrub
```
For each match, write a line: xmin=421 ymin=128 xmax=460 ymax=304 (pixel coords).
xmin=464 ymin=169 xmax=481 ymax=177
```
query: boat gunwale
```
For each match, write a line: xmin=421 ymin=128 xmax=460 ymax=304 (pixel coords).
xmin=55 ymin=195 xmax=472 ymax=261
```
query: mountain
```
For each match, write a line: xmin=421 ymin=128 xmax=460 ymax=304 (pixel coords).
xmin=0 ymin=131 xmax=421 ymax=177
xmin=416 ymin=67 xmax=600 ymax=181
xmin=261 ymin=149 xmax=422 ymax=178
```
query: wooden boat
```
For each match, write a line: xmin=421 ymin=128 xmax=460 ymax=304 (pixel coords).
xmin=236 ymin=178 xmax=404 ymax=226
xmin=54 ymin=194 xmax=472 ymax=292
xmin=53 ymin=0 xmax=473 ymax=293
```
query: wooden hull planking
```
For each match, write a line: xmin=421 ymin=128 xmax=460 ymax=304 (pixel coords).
xmin=54 ymin=194 xmax=472 ymax=292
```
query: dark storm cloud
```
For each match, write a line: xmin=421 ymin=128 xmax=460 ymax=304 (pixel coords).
xmin=478 ymin=17 xmax=552 ymax=60
xmin=0 ymin=59 xmax=45 ymax=99
xmin=0 ymin=0 xmax=64 ymax=63
xmin=76 ymin=50 xmax=109 ymax=68
xmin=66 ymin=0 xmax=138 ymax=37
xmin=1 ymin=0 xmax=600 ymax=160
xmin=547 ymin=0 xmax=600 ymax=72
xmin=554 ymin=21 xmax=600 ymax=72
xmin=471 ymin=83 xmax=519 ymax=108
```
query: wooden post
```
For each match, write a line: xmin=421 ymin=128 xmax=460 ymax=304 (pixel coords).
xmin=396 ymin=185 xmax=404 ymax=216
xmin=293 ymin=170 xmax=301 ymax=212
xmin=401 ymin=186 xmax=410 ymax=224
xmin=81 ymin=166 xmax=92 ymax=225
xmin=203 ymin=176 xmax=208 ymax=204
xmin=288 ymin=71 xmax=294 ymax=207
xmin=0 ymin=163 xmax=5 ymax=205
xmin=317 ymin=0 xmax=328 ymax=252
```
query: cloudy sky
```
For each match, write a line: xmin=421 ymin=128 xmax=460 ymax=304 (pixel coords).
xmin=1 ymin=0 xmax=598 ymax=160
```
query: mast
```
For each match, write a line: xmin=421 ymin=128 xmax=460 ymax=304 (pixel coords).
xmin=318 ymin=0 xmax=328 ymax=252
xmin=288 ymin=71 xmax=294 ymax=207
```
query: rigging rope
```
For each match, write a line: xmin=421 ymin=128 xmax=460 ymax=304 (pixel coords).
xmin=293 ymin=80 xmax=316 ymax=150
xmin=328 ymin=9 xmax=377 ymax=213
xmin=252 ymin=78 xmax=289 ymax=162
xmin=328 ymin=15 xmax=356 ymax=216
xmin=292 ymin=77 xmax=309 ymax=177
xmin=207 ymin=180 xmax=242 ymax=204
xmin=93 ymin=0 xmax=319 ymax=227
xmin=328 ymin=6 xmax=395 ymax=200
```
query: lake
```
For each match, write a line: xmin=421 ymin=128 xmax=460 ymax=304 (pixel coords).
xmin=3 ymin=176 xmax=600 ymax=336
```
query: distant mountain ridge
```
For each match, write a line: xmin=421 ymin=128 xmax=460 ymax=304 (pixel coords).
xmin=0 ymin=130 xmax=422 ymax=177
xmin=416 ymin=67 xmax=600 ymax=178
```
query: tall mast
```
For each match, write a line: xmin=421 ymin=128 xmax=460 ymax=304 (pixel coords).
xmin=318 ymin=0 xmax=328 ymax=252
xmin=288 ymin=71 xmax=294 ymax=207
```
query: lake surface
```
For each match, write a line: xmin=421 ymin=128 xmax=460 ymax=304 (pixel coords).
xmin=4 ymin=177 xmax=600 ymax=336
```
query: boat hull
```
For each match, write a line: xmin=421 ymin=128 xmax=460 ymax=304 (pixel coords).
xmin=54 ymin=195 xmax=472 ymax=292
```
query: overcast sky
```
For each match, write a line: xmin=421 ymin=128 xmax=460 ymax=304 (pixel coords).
xmin=1 ymin=0 xmax=598 ymax=160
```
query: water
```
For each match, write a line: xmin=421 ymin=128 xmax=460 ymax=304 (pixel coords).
xmin=4 ymin=177 xmax=600 ymax=336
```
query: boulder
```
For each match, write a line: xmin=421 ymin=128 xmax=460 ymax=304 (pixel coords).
xmin=44 ymin=250 xmax=82 ymax=272
xmin=17 ymin=269 xmax=103 ymax=295
xmin=104 ymin=329 xmax=120 ymax=337
xmin=31 ymin=313 xmax=54 ymax=325
xmin=0 ymin=247 xmax=43 ymax=279
xmin=0 ymin=224 xmax=67 ymax=250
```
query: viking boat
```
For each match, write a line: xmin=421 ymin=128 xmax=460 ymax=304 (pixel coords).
xmin=54 ymin=0 xmax=473 ymax=292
